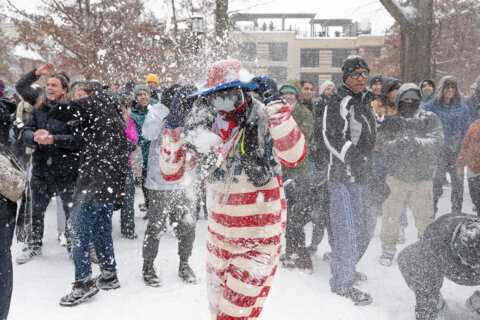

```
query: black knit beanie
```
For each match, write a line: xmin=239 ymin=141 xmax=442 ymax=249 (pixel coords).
xmin=342 ymin=55 xmax=370 ymax=82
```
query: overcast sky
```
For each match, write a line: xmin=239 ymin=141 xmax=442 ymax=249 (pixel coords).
xmin=10 ymin=0 xmax=395 ymax=35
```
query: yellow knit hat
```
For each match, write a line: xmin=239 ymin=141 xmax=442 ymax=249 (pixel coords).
xmin=145 ymin=74 xmax=159 ymax=86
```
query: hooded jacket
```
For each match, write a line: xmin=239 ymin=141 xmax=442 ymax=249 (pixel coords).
xmin=279 ymin=79 xmax=313 ymax=175
xmin=419 ymin=79 xmax=436 ymax=108
xmin=371 ymin=77 xmax=402 ymax=115
xmin=377 ymin=84 xmax=443 ymax=182
xmin=423 ymin=76 xmax=471 ymax=154
xmin=16 ymin=70 xmax=80 ymax=181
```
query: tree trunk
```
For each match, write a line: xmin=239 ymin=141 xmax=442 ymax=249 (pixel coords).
xmin=215 ymin=0 xmax=228 ymax=59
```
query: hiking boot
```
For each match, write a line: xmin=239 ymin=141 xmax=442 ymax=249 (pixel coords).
xmin=95 ymin=274 xmax=120 ymax=290
xmin=143 ymin=261 xmax=161 ymax=287
xmin=59 ymin=279 xmax=99 ymax=307
xmin=122 ymin=232 xmax=138 ymax=240
xmin=16 ymin=247 xmax=42 ymax=264
xmin=354 ymin=271 xmax=367 ymax=283
xmin=397 ymin=227 xmax=406 ymax=244
xmin=379 ymin=249 xmax=395 ymax=266
xmin=179 ymin=261 xmax=197 ymax=284
xmin=465 ymin=291 xmax=480 ymax=319
xmin=340 ymin=287 xmax=373 ymax=306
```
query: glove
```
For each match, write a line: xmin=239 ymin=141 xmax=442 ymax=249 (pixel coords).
xmin=263 ymin=100 xmax=291 ymax=127
xmin=166 ymin=85 xmax=198 ymax=129
xmin=344 ymin=146 xmax=373 ymax=184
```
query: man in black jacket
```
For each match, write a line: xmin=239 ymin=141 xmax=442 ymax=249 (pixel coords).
xmin=466 ymin=76 xmax=480 ymax=122
xmin=15 ymin=63 xmax=80 ymax=264
xmin=50 ymin=82 xmax=131 ymax=307
xmin=322 ymin=55 xmax=381 ymax=306
xmin=399 ymin=214 xmax=480 ymax=320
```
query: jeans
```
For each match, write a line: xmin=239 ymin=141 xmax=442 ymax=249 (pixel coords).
xmin=69 ymin=201 xmax=116 ymax=282
xmin=328 ymin=182 xmax=376 ymax=294
xmin=0 ymin=196 xmax=16 ymax=320
xmin=30 ymin=175 xmax=75 ymax=247
xmin=120 ymin=167 xmax=135 ymax=236
xmin=143 ymin=189 xmax=196 ymax=262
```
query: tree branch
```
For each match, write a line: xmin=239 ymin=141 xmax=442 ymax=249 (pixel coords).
xmin=379 ymin=0 xmax=412 ymax=26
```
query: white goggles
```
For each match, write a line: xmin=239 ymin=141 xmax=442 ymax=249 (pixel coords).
xmin=207 ymin=89 xmax=245 ymax=113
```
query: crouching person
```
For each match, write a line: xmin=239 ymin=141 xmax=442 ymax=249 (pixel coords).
xmin=141 ymin=84 xmax=197 ymax=286
xmin=398 ymin=214 xmax=480 ymax=320
xmin=160 ymin=59 xmax=307 ymax=319
xmin=377 ymin=84 xmax=443 ymax=266
xmin=49 ymin=82 xmax=131 ymax=306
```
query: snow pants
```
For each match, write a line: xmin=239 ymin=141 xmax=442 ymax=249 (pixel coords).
xmin=206 ymin=230 xmax=281 ymax=320
xmin=120 ymin=167 xmax=135 ymax=237
xmin=328 ymin=182 xmax=376 ymax=295
xmin=30 ymin=175 xmax=75 ymax=248
xmin=381 ymin=176 xmax=434 ymax=252
xmin=69 ymin=202 xmax=116 ymax=282
xmin=143 ymin=189 xmax=196 ymax=262
xmin=0 ymin=196 xmax=16 ymax=320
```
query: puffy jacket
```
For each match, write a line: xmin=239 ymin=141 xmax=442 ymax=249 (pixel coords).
xmin=457 ymin=120 xmax=480 ymax=174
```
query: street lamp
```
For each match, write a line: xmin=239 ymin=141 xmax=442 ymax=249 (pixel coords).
xmin=191 ymin=16 xmax=204 ymax=55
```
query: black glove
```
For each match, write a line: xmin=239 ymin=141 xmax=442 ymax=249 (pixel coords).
xmin=345 ymin=146 xmax=373 ymax=184
xmin=166 ymin=85 xmax=198 ymax=128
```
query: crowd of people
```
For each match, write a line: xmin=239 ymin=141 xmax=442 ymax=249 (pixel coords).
xmin=1 ymin=55 xmax=480 ymax=320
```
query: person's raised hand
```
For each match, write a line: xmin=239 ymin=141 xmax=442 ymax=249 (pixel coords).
xmin=35 ymin=63 xmax=55 ymax=76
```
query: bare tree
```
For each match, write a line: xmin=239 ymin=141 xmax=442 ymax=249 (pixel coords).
xmin=379 ymin=0 xmax=434 ymax=83
xmin=215 ymin=0 xmax=229 ymax=59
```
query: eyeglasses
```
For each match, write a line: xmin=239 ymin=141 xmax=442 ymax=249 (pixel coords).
xmin=206 ymin=88 xmax=245 ymax=113
xmin=349 ymin=71 xmax=370 ymax=79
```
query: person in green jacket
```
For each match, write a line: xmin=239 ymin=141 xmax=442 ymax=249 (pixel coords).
xmin=278 ymin=79 xmax=316 ymax=271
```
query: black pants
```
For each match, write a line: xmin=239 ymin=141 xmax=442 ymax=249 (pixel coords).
xmin=284 ymin=174 xmax=332 ymax=255
xmin=30 ymin=175 xmax=76 ymax=247
xmin=0 ymin=196 xmax=16 ymax=320
xmin=141 ymin=166 xmax=150 ymax=209
xmin=142 ymin=189 xmax=196 ymax=262
xmin=468 ymin=175 xmax=480 ymax=214
xmin=433 ymin=152 xmax=463 ymax=213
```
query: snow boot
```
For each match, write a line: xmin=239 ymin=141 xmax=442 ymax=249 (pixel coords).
xmin=179 ymin=261 xmax=197 ymax=284
xmin=466 ymin=291 xmax=480 ymax=319
xmin=379 ymin=249 xmax=395 ymax=266
xmin=16 ymin=246 xmax=42 ymax=264
xmin=339 ymin=287 xmax=373 ymax=306
xmin=59 ymin=279 xmax=99 ymax=307
xmin=95 ymin=274 xmax=120 ymax=290
xmin=143 ymin=261 xmax=161 ymax=287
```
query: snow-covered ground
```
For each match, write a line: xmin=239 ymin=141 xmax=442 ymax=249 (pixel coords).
xmin=9 ymin=181 xmax=479 ymax=320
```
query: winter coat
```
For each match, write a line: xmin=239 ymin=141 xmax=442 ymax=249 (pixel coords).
xmin=456 ymin=120 xmax=480 ymax=174
xmin=143 ymin=102 xmax=183 ymax=191
xmin=16 ymin=70 xmax=80 ymax=181
xmin=414 ymin=213 xmax=480 ymax=286
xmin=50 ymin=92 xmax=130 ymax=206
xmin=423 ymin=78 xmax=471 ymax=155
xmin=419 ymin=79 xmax=436 ymax=109
xmin=0 ymin=97 xmax=16 ymax=146
xmin=279 ymin=79 xmax=313 ymax=175
xmin=466 ymin=93 xmax=480 ymax=122
xmin=323 ymin=83 xmax=377 ymax=183
xmin=377 ymin=84 xmax=443 ymax=182
xmin=160 ymin=98 xmax=307 ymax=244
xmin=130 ymin=102 xmax=151 ymax=168
xmin=125 ymin=115 xmax=138 ymax=166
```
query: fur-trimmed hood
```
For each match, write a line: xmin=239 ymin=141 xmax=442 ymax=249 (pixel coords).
xmin=434 ymin=75 xmax=463 ymax=106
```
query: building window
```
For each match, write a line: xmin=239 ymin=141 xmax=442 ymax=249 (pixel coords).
xmin=268 ymin=67 xmax=288 ymax=85
xmin=331 ymin=49 xmax=350 ymax=68
xmin=331 ymin=73 xmax=344 ymax=86
xmin=268 ymin=42 xmax=288 ymax=61
xmin=300 ymin=73 xmax=319 ymax=91
xmin=365 ymin=47 xmax=381 ymax=58
xmin=300 ymin=49 xmax=319 ymax=68
xmin=237 ymin=42 xmax=256 ymax=62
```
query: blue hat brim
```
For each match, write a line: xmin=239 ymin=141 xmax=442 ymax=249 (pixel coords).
xmin=187 ymin=80 xmax=258 ymax=99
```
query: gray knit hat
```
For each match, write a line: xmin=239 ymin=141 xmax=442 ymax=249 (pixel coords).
xmin=133 ymin=85 xmax=151 ymax=98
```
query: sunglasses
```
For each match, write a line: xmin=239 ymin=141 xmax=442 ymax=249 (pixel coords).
xmin=206 ymin=88 xmax=245 ymax=113
xmin=349 ymin=71 xmax=370 ymax=79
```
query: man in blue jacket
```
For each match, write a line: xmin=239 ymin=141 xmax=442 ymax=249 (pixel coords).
xmin=423 ymin=76 xmax=471 ymax=214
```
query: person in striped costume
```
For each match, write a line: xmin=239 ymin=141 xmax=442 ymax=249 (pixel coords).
xmin=160 ymin=59 xmax=307 ymax=319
